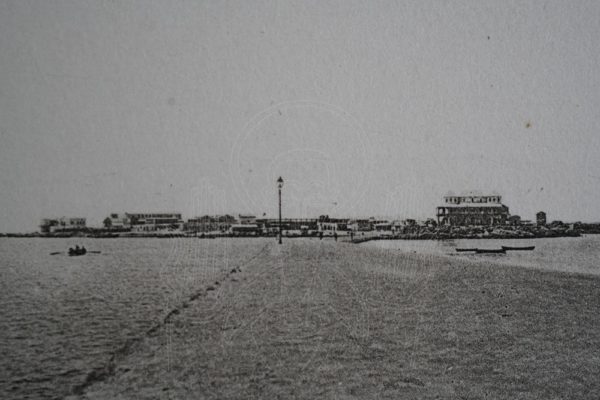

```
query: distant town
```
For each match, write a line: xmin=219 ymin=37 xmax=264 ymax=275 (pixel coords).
xmin=4 ymin=192 xmax=600 ymax=239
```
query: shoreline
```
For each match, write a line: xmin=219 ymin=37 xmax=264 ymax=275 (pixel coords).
xmin=0 ymin=232 xmax=594 ymax=240
xmin=70 ymin=239 xmax=600 ymax=399
xmin=351 ymin=232 xmax=584 ymax=243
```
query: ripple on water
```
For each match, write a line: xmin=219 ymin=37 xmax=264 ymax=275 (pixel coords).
xmin=0 ymin=237 xmax=268 ymax=399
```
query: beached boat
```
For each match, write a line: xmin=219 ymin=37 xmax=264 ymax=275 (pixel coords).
xmin=455 ymin=248 xmax=478 ymax=252
xmin=475 ymin=248 xmax=506 ymax=254
xmin=501 ymin=245 xmax=535 ymax=251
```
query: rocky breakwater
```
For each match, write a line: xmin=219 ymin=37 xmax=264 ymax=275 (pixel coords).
xmin=428 ymin=223 xmax=580 ymax=240
xmin=354 ymin=222 xmax=581 ymax=243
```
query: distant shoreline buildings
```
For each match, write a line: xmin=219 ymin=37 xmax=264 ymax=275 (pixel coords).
xmin=29 ymin=191 xmax=600 ymax=238
xmin=36 ymin=192 xmax=534 ymax=235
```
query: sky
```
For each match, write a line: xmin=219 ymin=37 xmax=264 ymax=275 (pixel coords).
xmin=1 ymin=0 xmax=600 ymax=231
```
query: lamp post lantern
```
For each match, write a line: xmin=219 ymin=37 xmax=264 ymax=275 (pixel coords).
xmin=277 ymin=176 xmax=284 ymax=244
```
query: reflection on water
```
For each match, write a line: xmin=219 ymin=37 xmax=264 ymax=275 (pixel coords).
xmin=0 ymin=238 xmax=268 ymax=400
xmin=365 ymin=235 xmax=600 ymax=275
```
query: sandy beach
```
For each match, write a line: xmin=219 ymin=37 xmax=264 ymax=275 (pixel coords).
xmin=70 ymin=239 xmax=600 ymax=399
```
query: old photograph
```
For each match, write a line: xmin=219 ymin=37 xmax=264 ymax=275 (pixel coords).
xmin=1 ymin=1 xmax=600 ymax=399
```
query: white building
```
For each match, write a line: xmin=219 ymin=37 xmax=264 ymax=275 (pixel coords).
xmin=40 ymin=217 xmax=86 ymax=233
xmin=126 ymin=212 xmax=184 ymax=232
xmin=238 ymin=214 xmax=257 ymax=224
xmin=106 ymin=213 xmax=131 ymax=229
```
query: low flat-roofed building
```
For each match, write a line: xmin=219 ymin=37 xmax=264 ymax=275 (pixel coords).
xmin=374 ymin=222 xmax=392 ymax=231
xmin=436 ymin=191 xmax=510 ymax=226
xmin=253 ymin=218 xmax=319 ymax=236
xmin=185 ymin=215 xmax=236 ymax=233
xmin=347 ymin=219 xmax=372 ymax=231
xmin=348 ymin=218 xmax=388 ymax=231
xmin=230 ymin=224 xmax=260 ymax=236
xmin=126 ymin=212 xmax=183 ymax=232
xmin=40 ymin=217 xmax=86 ymax=233
xmin=318 ymin=218 xmax=350 ymax=233
xmin=238 ymin=214 xmax=257 ymax=225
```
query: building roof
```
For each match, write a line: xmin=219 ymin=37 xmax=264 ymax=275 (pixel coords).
xmin=442 ymin=203 xmax=507 ymax=208
xmin=459 ymin=190 xmax=484 ymax=197
xmin=126 ymin=212 xmax=182 ymax=216
xmin=444 ymin=191 xmax=501 ymax=198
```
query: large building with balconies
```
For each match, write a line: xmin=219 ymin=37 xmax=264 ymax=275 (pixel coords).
xmin=436 ymin=191 xmax=510 ymax=226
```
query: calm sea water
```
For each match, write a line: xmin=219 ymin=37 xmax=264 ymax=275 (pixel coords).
xmin=2 ymin=236 xmax=598 ymax=399
xmin=364 ymin=235 xmax=600 ymax=275
xmin=0 ymin=238 xmax=268 ymax=400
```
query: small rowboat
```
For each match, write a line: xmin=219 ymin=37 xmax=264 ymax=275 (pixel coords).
xmin=51 ymin=250 xmax=99 ymax=256
xmin=501 ymin=246 xmax=535 ymax=251
xmin=456 ymin=248 xmax=478 ymax=252
xmin=475 ymin=248 xmax=506 ymax=254
xmin=68 ymin=248 xmax=87 ymax=256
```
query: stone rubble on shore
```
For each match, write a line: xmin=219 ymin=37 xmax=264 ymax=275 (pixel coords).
xmin=354 ymin=223 xmax=582 ymax=243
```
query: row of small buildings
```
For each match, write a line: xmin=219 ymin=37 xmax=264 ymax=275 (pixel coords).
xmin=40 ymin=213 xmax=399 ymax=235
xmin=39 ymin=213 xmax=184 ymax=234
xmin=40 ymin=192 xmax=549 ymax=234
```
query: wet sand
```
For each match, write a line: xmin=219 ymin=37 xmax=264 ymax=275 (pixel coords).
xmin=71 ymin=239 xmax=600 ymax=399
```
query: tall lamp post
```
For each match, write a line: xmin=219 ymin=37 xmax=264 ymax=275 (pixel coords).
xmin=277 ymin=176 xmax=284 ymax=244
